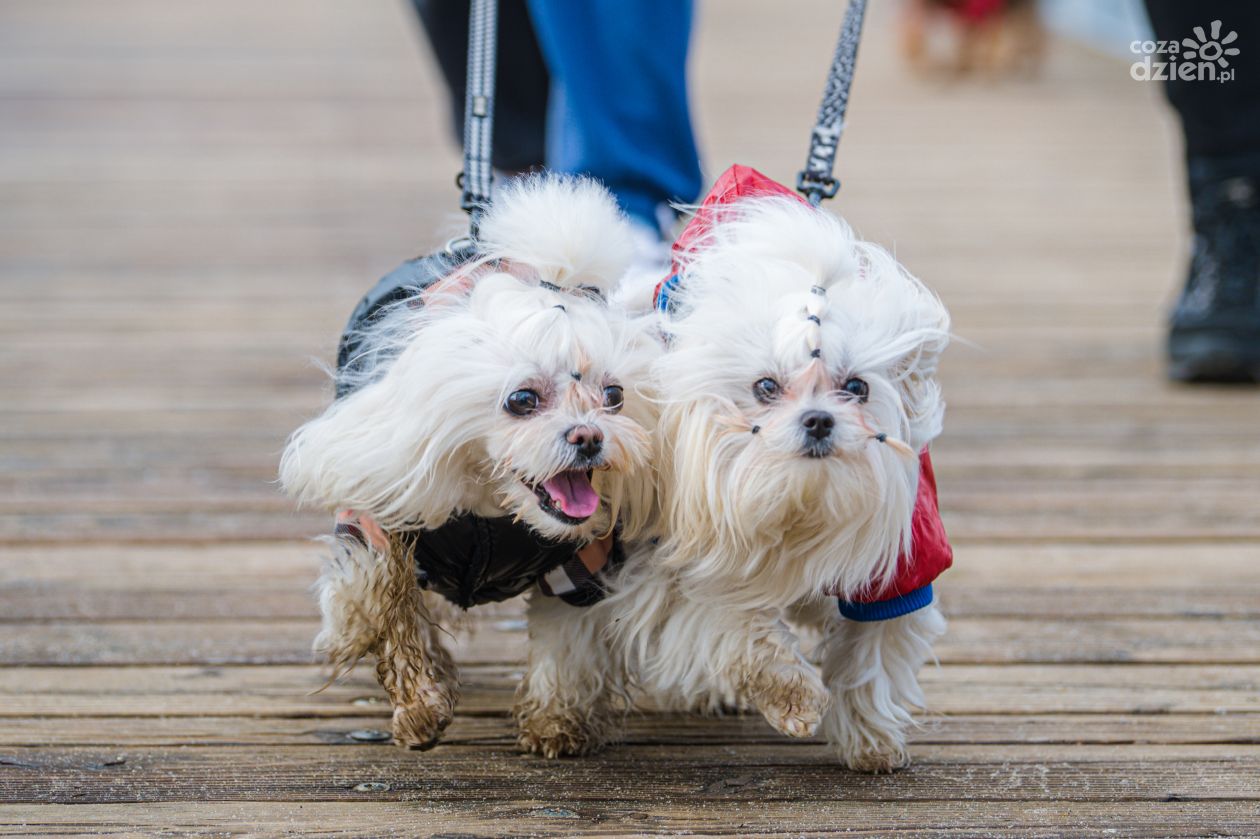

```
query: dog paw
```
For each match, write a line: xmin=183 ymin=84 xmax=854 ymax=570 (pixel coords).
xmin=844 ymin=742 xmax=910 ymax=774
xmin=515 ymin=704 xmax=616 ymax=758
xmin=390 ymin=681 xmax=457 ymax=750
xmin=825 ymin=694 xmax=912 ymax=772
xmin=754 ymin=663 xmax=829 ymax=738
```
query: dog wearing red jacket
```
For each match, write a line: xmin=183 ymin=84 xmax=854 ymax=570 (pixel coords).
xmin=604 ymin=166 xmax=952 ymax=771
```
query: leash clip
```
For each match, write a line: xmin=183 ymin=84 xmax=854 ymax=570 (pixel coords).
xmin=796 ymin=172 xmax=841 ymax=205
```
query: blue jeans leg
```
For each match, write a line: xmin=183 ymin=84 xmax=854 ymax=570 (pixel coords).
xmin=524 ymin=0 xmax=704 ymax=229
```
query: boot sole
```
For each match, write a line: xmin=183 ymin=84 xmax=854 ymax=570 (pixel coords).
xmin=1168 ymin=331 xmax=1260 ymax=383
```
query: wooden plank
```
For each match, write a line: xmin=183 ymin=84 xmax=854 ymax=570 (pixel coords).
xmin=4 ymin=415 xmax=1254 ymax=450
xmin=9 ymin=540 xmax=1257 ymax=587
xmin=941 ymin=587 xmax=1260 ymax=619
xmin=0 ymin=665 xmax=515 ymax=719
xmin=7 ymin=433 xmax=1260 ymax=477
xmin=5 ymin=329 xmax=1215 ymax=365
xmin=0 ymin=293 xmax=1165 ymax=320
xmin=1 ymin=713 xmax=1257 ymax=749
xmin=8 ymin=584 xmax=1260 ymax=622
xmin=8 ymin=471 xmax=1260 ymax=504
xmin=16 ymin=457 xmax=1260 ymax=487
xmin=1 ymin=358 xmax=1246 ymax=410
xmin=12 ymin=377 xmax=1260 ymax=413
xmin=3 ymin=665 xmax=1259 ymax=718
xmin=0 ymin=543 xmax=316 ymax=579
xmin=0 ymin=588 xmax=316 ymax=621
xmin=0 ymin=0 xmax=412 ymax=50
xmin=0 ymin=61 xmax=429 ymax=102
xmin=1 ymin=744 xmax=1258 ymax=804
xmin=927 ymin=617 xmax=1260 ymax=664
xmin=6 ymin=481 xmax=1260 ymax=528
xmin=0 ymin=296 xmax=1177 ymax=330
xmin=0 ymin=620 xmax=517 ymax=666
xmin=0 ymin=274 xmax=1180 ymax=305
xmin=5 ymin=615 xmax=1259 ymax=665
xmin=9 ymin=404 xmax=1259 ymax=437
xmin=4 ymin=509 xmax=1259 ymax=546
xmin=0 ymin=513 xmax=328 ymax=547
xmin=2 ymin=801 xmax=1257 ymax=838
xmin=5 ymin=542 xmax=1259 ymax=621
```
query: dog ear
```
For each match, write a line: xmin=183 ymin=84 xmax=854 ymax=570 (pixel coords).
xmin=840 ymin=242 xmax=950 ymax=453
xmin=419 ymin=267 xmax=478 ymax=308
xmin=280 ymin=318 xmax=487 ymax=529
xmin=571 ymin=313 xmax=663 ymax=542
xmin=895 ymin=341 xmax=947 ymax=452
xmin=653 ymin=398 xmax=708 ymax=558
xmin=607 ymin=372 xmax=663 ymax=542
xmin=653 ymin=394 xmax=750 ymax=566
xmin=887 ymin=284 xmax=950 ymax=452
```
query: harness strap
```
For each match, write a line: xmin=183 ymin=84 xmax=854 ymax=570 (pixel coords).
xmin=460 ymin=0 xmax=498 ymax=235
xmin=796 ymin=0 xmax=868 ymax=206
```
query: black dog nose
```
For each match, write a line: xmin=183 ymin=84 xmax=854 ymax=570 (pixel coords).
xmin=800 ymin=410 xmax=835 ymax=441
xmin=565 ymin=424 xmax=604 ymax=458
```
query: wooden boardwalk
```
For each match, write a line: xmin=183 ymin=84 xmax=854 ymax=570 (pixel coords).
xmin=3 ymin=1 xmax=1259 ymax=835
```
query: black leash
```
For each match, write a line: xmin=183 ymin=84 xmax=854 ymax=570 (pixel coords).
xmin=337 ymin=0 xmax=500 ymax=391
xmin=459 ymin=0 xmax=498 ymax=237
xmin=797 ymin=0 xmax=869 ymax=207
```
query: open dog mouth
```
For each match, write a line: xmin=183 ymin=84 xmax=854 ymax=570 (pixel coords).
xmin=524 ymin=469 xmax=601 ymax=525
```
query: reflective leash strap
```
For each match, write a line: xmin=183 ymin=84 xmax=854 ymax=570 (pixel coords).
xmin=460 ymin=0 xmax=498 ymax=236
xmin=796 ymin=0 xmax=869 ymax=206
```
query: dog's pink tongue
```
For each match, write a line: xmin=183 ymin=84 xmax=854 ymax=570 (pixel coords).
xmin=543 ymin=471 xmax=601 ymax=519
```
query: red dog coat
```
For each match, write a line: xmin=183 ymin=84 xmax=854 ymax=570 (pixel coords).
xmin=655 ymin=165 xmax=952 ymax=621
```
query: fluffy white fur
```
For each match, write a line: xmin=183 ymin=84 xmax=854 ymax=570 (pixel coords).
xmin=514 ymin=587 xmax=633 ymax=757
xmin=600 ymin=195 xmax=951 ymax=770
xmin=477 ymin=175 xmax=636 ymax=290
xmin=280 ymin=174 xmax=659 ymax=753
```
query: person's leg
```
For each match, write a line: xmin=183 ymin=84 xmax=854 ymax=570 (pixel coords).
xmin=1144 ymin=2 xmax=1260 ymax=381
xmin=524 ymin=0 xmax=704 ymax=233
xmin=412 ymin=0 xmax=550 ymax=172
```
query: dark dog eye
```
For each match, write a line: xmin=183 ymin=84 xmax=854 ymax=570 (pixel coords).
xmin=842 ymin=377 xmax=869 ymax=402
xmin=505 ymin=389 xmax=540 ymax=416
xmin=603 ymin=385 xmax=624 ymax=412
xmin=753 ymin=377 xmax=782 ymax=404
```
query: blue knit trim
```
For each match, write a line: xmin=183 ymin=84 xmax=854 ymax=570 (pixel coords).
xmin=837 ymin=584 xmax=935 ymax=622
xmin=656 ymin=274 xmax=681 ymax=314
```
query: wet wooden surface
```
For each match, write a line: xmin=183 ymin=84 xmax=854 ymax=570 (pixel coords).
xmin=2 ymin=0 xmax=1259 ymax=836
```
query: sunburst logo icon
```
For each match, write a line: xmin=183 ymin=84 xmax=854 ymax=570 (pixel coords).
xmin=1182 ymin=20 xmax=1240 ymax=68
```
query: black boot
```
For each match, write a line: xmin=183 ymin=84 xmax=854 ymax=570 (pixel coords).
xmin=1168 ymin=159 xmax=1260 ymax=383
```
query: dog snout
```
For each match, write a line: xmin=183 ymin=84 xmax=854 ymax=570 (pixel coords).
xmin=565 ymin=424 xmax=604 ymax=458
xmin=800 ymin=410 xmax=835 ymax=441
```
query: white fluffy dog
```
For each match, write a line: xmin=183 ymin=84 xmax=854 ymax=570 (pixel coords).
xmin=280 ymin=176 xmax=658 ymax=754
xmin=604 ymin=180 xmax=951 ymax=771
